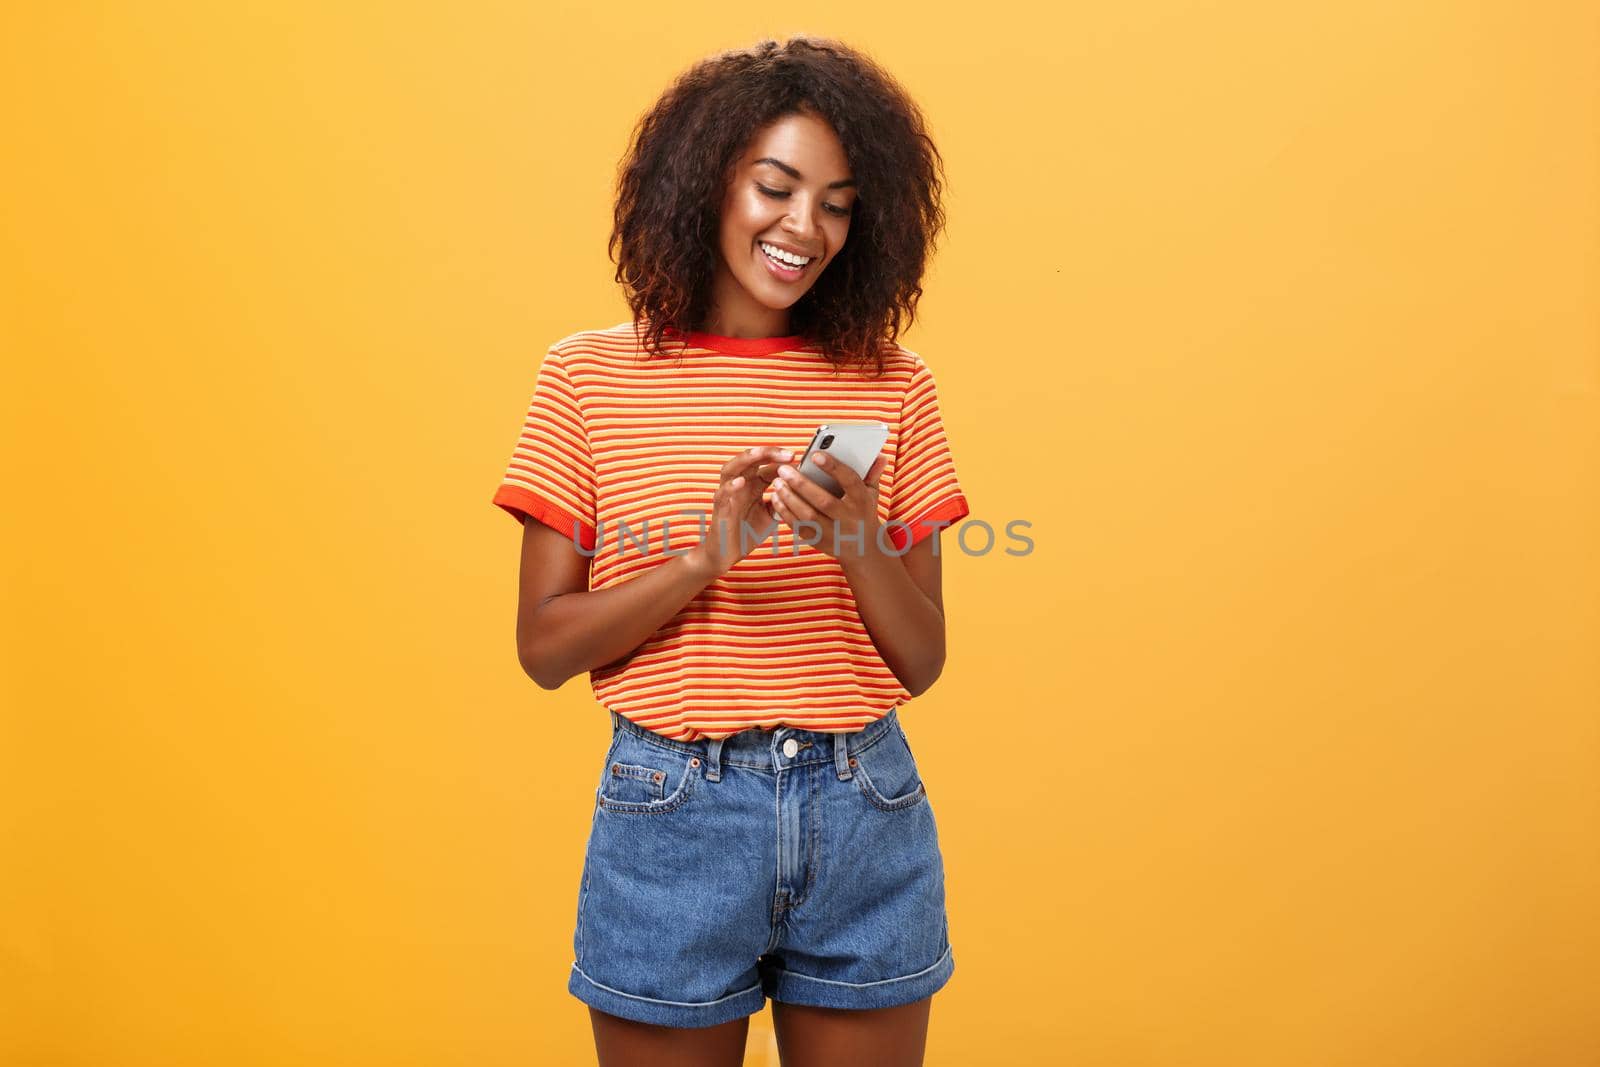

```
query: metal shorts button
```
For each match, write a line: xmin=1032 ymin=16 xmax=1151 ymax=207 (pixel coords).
xmin=782 ymin=738 xmax=799 ymax=758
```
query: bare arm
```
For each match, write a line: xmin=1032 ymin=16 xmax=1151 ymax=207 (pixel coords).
xmin=769 ymin=451 xmax=950 ymax=697
xmin=839 ymin=532 xmax=947 ymax=698
xmin=514 ymin=445 xmax=793 ymax=690
xmin=515 ymin=519 xmax=716 ymax=690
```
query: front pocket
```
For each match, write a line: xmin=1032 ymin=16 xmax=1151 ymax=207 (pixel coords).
xmin=603 ymin=761 xmax=668 ymax=805
xmin=595 ymin=736 xmax=696 ymax=815
xmin=852 ymin=723 xmax=928 ymax=812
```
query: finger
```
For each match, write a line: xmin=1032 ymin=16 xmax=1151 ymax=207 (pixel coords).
xmin=756 ymin=500 xmax=781 ymax=537
xmin=773 ymin=475 xmax=824 ymax=525
xmin=862 ymin=453 xmax=888 ymax=491
xmin=717 ymin=478 xmax=764 ymax=529
xmin=729 ymin=472 xmax=769 ymax=498
xmin=720 ymin=446 xmax=795 ymax=482
xmin=715 ymin=474 xmax=751 ymax=502
xmin=771 ymin=489 xmax=798 ymax=528
xmin=816 ymin=451 xmax=887 ymax=497
xmin=813 ymin=451 xmax=867 ymax=496
xmin=718 ymin=449 xmax=761 ymax=483
xmin=775 ymin=464 xmax=837 ymax=514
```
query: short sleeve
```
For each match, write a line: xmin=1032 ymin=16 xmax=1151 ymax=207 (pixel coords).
xmin=492 ymin=345 xmax=598 ymax=551
xmin=885 ymin=356 xmax=971 ymax=552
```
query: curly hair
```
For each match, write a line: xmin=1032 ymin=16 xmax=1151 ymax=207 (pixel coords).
xmin=609 ymin=35 xmax=947 ymax=378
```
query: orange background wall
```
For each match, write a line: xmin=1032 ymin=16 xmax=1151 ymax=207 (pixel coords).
xmin=3 ymin=3 xmax=1597 ymax=1064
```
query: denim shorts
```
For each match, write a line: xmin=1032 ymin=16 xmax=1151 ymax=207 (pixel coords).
xmin=568 ymin=707 xmax=955 ymax=1029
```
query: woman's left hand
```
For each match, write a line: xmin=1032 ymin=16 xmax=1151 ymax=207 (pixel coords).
xmin=769 ymin=451 xmax=889 ymax=564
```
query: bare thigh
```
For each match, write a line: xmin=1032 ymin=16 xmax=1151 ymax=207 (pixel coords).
xmin=771 ymin=995 xmax=932 ymax=1067
xmin=588 ymin=1006 xmax=751 ymax=1067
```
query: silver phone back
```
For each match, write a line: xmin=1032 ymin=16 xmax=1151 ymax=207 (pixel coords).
xmin=796 ymin=422 xmax=889 ymax=497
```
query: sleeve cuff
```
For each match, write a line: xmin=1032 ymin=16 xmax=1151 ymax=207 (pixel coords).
xmin=493 ymin=484 xmax=598 ymax=552
xmin=887 ymin=494 xmax=970 ymax=552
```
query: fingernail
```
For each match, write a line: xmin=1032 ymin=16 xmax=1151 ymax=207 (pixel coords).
xmin=815 ymin=453 xmax=828 ymax=464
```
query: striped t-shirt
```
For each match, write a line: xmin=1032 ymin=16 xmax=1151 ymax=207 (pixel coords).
xmin=493 ymin=321 xmax=970 ymax=741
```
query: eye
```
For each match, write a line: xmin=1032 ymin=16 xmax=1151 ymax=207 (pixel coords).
xmin=757 ymin=184 xmax=853 ymax=218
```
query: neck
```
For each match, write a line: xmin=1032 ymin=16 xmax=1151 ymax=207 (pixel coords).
xmin=703 ymin=264 xmax=792 ymax=338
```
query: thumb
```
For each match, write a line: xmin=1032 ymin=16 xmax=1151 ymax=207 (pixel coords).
xmin=864 ymin=454 xmax=888 ymax=490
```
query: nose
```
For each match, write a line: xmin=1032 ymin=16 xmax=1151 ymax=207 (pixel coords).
xmin=781 ymin=197 xmax=821 ymax=243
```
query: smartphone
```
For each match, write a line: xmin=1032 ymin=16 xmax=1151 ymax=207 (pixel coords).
xmin=793 ymin=422 xmax=889 ymax=497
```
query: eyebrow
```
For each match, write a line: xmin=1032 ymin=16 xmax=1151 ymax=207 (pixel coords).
xmin=753 ymin=157 xmax=857 ymax=189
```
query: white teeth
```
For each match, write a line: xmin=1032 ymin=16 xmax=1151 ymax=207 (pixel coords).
xmin=759 ymin=242 xmax=811 ymax=267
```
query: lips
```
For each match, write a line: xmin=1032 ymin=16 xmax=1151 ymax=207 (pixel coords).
xmin=757 ymin=241 xmax=809 ymax=282
xmin=760 ymin=239 xmax=815 ymax=260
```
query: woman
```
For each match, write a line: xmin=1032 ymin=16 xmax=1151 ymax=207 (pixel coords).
xmin=493 ymin=35 xmax=970 ymax=1067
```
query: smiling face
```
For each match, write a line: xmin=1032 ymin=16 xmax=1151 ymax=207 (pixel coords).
xmin=705 ymin=110 xmax=857 ymax=338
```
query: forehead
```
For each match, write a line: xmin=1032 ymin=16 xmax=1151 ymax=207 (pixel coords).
xmin=738 ymin=113 xmax=851 ymax=179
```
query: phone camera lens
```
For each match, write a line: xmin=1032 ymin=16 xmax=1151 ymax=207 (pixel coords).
xmin=820 ymin=434 xmax=834 ymax=449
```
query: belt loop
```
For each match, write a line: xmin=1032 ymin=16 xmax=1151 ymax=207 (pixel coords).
xmin=834 ymin=728 xmax=852 ymax=780
xmin=705 ymin=736 xmax=725 ymax=782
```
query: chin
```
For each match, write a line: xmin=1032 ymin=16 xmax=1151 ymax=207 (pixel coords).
xmin=757 ymin=288 xmax=806 ymax=310
xmin=736 ymin=275 xmax=805 ymax=309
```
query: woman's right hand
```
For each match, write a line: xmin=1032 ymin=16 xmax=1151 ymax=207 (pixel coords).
xmin=687 ymin=445 xmax=794 ymax=579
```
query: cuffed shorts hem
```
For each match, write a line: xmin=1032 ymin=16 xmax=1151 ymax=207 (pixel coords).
xmin=768 ymin=945 xmax=955 ymax=1012
xmin=568 ymin=962 xmax=766 ymax=1029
